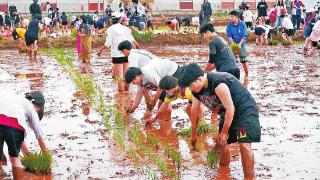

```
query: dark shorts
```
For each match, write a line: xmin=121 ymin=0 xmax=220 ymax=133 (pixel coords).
xmin=112 ymin=57 xmax=128 ymax=64
xmin=62 ymin=21 xmax=68 ymax=26
xmin=25 ymin=35 xmax=38 ymax=46
xmin=240 ymin=46 xmax=247 ymax=63
xmin=245 ymin=22 xmax=253 ymax=28
xmin=226 ymin=68 xmax=240 ymax=80
xmin=185 ymin=21 xmax=191 ymax=27
xmin=219 ymin=112 xmax=261 ymax=144
xmin=0 ymin=125 xmax=24 ymax=158
xmin=255 ymin=27 xmax=266 ymax=36
xmin=283 ymin=29 xmax=295 ymax=37
xmin=312 ymin=41 xmax=318 ymax=47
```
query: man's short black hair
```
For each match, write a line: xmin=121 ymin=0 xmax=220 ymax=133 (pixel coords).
xmin=178 ymin=63 xmax=204 ymax=87
xmin=125 ymin=67 xmax=142 ymax=84
xmin=229 ymin=10 xmax=240 ymax=18
xmin=200 ymin=23 xmax=215 ymax=34
xmin=118 ymin=40 xmax=133 ymax=51
xmin=159 ymin=76 xmax=178 ymax=90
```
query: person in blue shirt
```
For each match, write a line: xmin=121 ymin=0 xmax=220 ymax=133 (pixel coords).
xmin=226 ymin=10 xmax=249 ymax=78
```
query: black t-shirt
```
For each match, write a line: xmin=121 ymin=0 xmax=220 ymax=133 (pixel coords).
xmin=208 ymin=36 xmax=239 ymax=72
xmin=192 ymin=72 xmax=258 ymax=127
xmin=26 ymin=19 xmax=39 ymax=38
xmin=257 ymin=1 xmax=268 ymax=17
xmin=0 ymin=15 xmax=3 ymax=25
xmin=61 ymin=15 xmax=68 ymax=23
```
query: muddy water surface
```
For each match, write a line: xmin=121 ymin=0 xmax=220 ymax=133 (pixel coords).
xmin=0 ymin=44 xmax=319 ymax=179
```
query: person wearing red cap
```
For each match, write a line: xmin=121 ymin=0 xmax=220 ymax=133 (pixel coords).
xmin=0 ymin=91 xmax=48 ymax=179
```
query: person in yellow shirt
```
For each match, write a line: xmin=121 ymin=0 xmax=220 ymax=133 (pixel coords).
xmin=12 ymin=22 xmax=27 ymax=52
xmin=146 ymin=75 xmax=204 ymax=126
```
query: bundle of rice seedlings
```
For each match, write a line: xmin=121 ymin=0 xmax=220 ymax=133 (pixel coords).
xmin=230 ymin=43 xmax=241 ymax=56
xmin=207 ymin=150 xmax=219 ymax=168
xmin=21 ymin=152 xmax=52 ymax=174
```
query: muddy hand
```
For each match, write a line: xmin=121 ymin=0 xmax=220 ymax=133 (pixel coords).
xmin=127 ymin=106 xmax=136 ymax=113
xmin=218 ymin=132 xmax=228 ymax=147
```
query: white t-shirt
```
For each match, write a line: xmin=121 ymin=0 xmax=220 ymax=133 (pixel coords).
xmin=141 ymin=59 xmax=178 ymax=90
xmin=105 ymin=23 xmax=135 ymax=58
xmin=128 ymin=49 xmax=158 ymax=68
xmin=43 ymin=17 xmax=51 ymax=26
xmin=282 ymin=17 xmax=294 ymax=29
xmin=93 ymin=14 xmax=99 ymax=22
xmin=243 ymin=10 xmax=254 ymax=23
xmin=0 ymin=94 xmax=43 ymax=139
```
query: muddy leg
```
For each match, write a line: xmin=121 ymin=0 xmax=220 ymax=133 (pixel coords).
xmin=211 ymin=112 xmax=218 ymax=126
xmin=34 ymin=40 xmax=38 ymax=60
xmin=123 ymin=63 xmax=129 ymax=91
xmin=219 ymin=145 xmax=231 ymax=166
xmin=239 ymin=143 xmax=255 ymax=180
xmin=116 ymin=64 xmax=125 ymax=92
xmin=242 ymin=62 xmax=249 ymax=78
xmin=12 ymin=167 xmax=24 ymax=180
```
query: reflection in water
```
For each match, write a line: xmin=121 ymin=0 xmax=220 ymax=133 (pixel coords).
xmin=14 ymin=72 xmax=44 ymax=91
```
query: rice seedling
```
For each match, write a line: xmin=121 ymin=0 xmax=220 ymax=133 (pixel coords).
xmin=133 ymin=31 xmax=155 ymax=42
xmin=207 ymin=150 xmax=219 ymax=168
xmin=146 ymin=133 xmax=160 ymax=147
xmin=177 ymin=128 xmax=192 ymax=137
xmin=21 ymin=152 xmax=52 ymax=174
xmin=113 ymin=130 xmax=125 ymax=150
xmin=281 ymin=40 xmax=291 ymax=46
xmin=230 ymin=43 xmax=241 ymax=56
xmin=196 ymin=121 xmax=211 ymax=135
xmin=268 ymin=39 xmax=280 ymax=46
xmin=144 ymin=167 xmax=157 ymax=180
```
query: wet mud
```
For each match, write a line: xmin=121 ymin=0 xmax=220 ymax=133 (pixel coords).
xmin=0 ymin=43 xmax=319 ymax=179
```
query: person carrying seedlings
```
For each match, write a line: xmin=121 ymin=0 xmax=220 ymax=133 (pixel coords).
xmin=145 ymin=75 xmax=205 ymax=127
xmin=77 ymin=15 xmax=92 ymax=63
xmin=200 ymin=23 xmax=241 ymax=79
xmin=12 ymin=22 xmax=27 ymax=52
xmin=226 ymin=10 xmax=249 ymax=77
xmin=178 ymin=63 xmax=261 ymax=179
xmin=255 ymin=17 xmax=270 ymax=46
xmin=125 ymin=59 xmax=182 ymax=113
xmin=25 ymin=13 xmax=42 ymax=60
xmin=281 ymin=12 xmax=295 ymax=44
xmin=0 ymin=91 xmax=48 ymax=179
xmin=97 ymin=11 xmax=140 ymax=92
xmin=306 ymin=19 xmax=320 ymax=56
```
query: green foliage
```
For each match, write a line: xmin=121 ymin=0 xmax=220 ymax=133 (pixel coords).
xmin=21 ymin=152 xmax=52 ymax=174
xmin=177 ymin=128 xmax=192 ymax=137
xmin=230 ymin=43 xmax=241 ymax=55
xmin=268 ymin=39 xmax=280 ymax=46
xmin=207 ymin=150 xmax=219 ymax=168
xmin=133 ymin=31 xmax=155 ymax=42
xmin=155 ymin=26 xmax=170 ymax=31
xmin=196 ymin=121 xmax=211 ymax=135
xmin=282 ymin=40 xmax=291 ymax=46
xmin=146 ymin=133 xmax=160 ymax=146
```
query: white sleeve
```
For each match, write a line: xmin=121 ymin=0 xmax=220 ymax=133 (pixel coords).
xmin=104 ymin=28 xmax=112 ymax=48
xmin=26 ymin=103 xmax=43 ymax=139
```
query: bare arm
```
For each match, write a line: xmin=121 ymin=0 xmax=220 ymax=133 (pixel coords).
xmin=149 ymin=87 xmax=162 ymax=110
xmin=132 ymin=41 xmax=140 ymax=49
xmin=38 ymin=137 xmax=48 ymax=153
xmin=149 ymin=102 xmax=169 ymax=123
xmin=214 ymin=83 xmax=235 ymax=146
xmin=204 ymin=63 xmax=215 ymax=72
xmin=191 ymin=97 xmax=201 ymax=148
xmin=128 ymin=85 xmax=144 ymax=113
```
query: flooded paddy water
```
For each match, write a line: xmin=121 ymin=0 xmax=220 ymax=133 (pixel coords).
xmin=0 ymin=43 xmax=319 ymax=179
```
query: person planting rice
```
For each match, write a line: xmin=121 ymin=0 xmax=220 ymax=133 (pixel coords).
xmin=280 ymin=12 xmax=295 ymax=44
xmin=254 ymin=17 xmax=270 ymax=46
xmin=166 ymin=18 xmax=180 ymax=33
xmin=0 ymin=91 xmax=48 ymax=179
xmin=306 ymin=19 xmax=320 ymax=56
xmin=77 ymin=15 xmax=92 ymax=63
xmin=200 ymin=23 xmax=241 ymax=80
xmin=25 ymin=13 xmax=42 ymax=60
xmin=125 ymin=59 xmax=182 ymax=113
xmin=12 ymin=22 xmax=27 ymax=52
xmin=145 ymin=75 xmax=205 ymax=128
xmin=97 ymin=11 xmax=139 ymax=92
xmin=178 ymin=63 xmax=261 ymax=180
xmin=226 ymin=10 xmax=249 ymax=77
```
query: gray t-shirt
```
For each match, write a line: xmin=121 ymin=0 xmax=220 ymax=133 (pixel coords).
xmin=128 ymin=49 xmax=158 ymax=68
xmin=209 ymin=36 xmax=239 ymax=72
xmin=141 ymin=59 xmax=178 ymax=90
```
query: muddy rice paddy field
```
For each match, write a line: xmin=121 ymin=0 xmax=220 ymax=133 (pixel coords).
xmin=0 ymin=44 xmax=319 ymax=180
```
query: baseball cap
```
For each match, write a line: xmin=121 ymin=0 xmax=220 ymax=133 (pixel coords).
xmin=25 ymin=91 xmax=45 ymax=120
